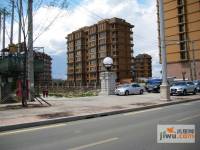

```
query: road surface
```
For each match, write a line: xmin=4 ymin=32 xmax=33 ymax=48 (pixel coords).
xmin=0 ymin=100 xmax=200 ymax=150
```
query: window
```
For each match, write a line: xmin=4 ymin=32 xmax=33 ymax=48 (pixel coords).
xmin=75 ymin=63 xmax=81 ymax=68
xmin=179 ymin=33 xmax=185 ymax=41
xmin=180 ymin=42 xmax=185 ymax=50
xmin=90 ymin=60 xmax=96 ymax=65
xmin=132 ymin=84 xmax=139 ymax=88
xmin=179 ymin=24 xmax=185 ymax=32
xmin=99 ymin=45 xmax=106 ymax=51
xmin=90 ymin=54 xmax=96 ymax=59
xmin=99 ymin=39 xmax=106 ymax=45
xmin=98 ymin=52 xmax=106 ymax=58
xmin=89 ymin=41 xmax=96 ymax=47
xmin=112 ymin=31 xmax=118 ymax=35
xmin=178 ymin=7 xmax=184 ymax=15
xmin=180 ymin=51 xmax=186 ymax=60
xmin=75 ymin=51 xmax=81 ymax=56
xmin=75 ymin=45 xmax=81 ymax=50
xmin=75 ymin=32 xmax=81 ymax=39
xmin=177 ymin=0 xmax=183 ymax=5
xmin=90 ymin=35 xmax=96 ymax=41
xmin=178 ymin=16 xmax=184 ymax=23
xmin=112 ymin=24 xmax=115 ymax=28
xmin=75 ymin=57 xmax=81 ymax=61
xmin=90 ymin=47 xmax=96 ymax=53
xmin=112 ymin=37 xmax=118 ymax=42
xmin=99 ymin=32 xmax=106 ymax=38
xmin=90 ymin=67 xmax=96 ymax=71
xmin=75 ymin=39 xmax=81 ymax=45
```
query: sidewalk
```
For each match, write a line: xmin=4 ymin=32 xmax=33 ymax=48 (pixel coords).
xmin=0 ymin=93 xmax=199 ymax=131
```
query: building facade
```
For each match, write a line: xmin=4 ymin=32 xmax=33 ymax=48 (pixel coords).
xmin=66 ymin=17 xmax=134 ymax=86
xmin=34 ymin=51 xmax=52 ymax=87
xmin=157 ymin=0 xmax=200 ymax=80
xmin=134 ymin=54 xmax=152 ymax=79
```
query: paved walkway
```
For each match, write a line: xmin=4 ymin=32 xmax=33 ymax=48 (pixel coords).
xmin=0 ymin=93 xmax=199 ymax=127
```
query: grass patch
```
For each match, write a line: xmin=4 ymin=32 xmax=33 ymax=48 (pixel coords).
xmin=48 ymin=90 xmax=98 ymax=98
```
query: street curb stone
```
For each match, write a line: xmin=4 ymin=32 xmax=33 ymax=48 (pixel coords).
xmin=0 ymin=98 xmax=199 ymax=132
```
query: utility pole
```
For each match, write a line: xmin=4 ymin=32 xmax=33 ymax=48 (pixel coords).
xmin=2 ymin=8 xmax=6 ymax=50
xmin=158 ymin=0 xmax=170 ymax=101
xmin=0 ymin=11 xmax=2 ymax=100
xmin=17 ymin=0 xmax=27 ymax=107
xmin=0 ymin=12 xmax=2 ymax=45
xmin=27 ymin=0 xmax=34 ymax=101
xmin=18 ymin=0 xmax=22 ymax=52
xmin=10 ymin=0 xmax=15 ymax=44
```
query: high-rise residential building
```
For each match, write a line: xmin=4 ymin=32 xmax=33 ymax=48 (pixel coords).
xmin=66 ymin=17 xmax=134 ymax=86
xmin=134 ymin=54 xmax=152 ymax=79
xmin=34 ymin=51 xmax=52 ymax=87
xmin=157 ymin=0 xmax=200 ymax=80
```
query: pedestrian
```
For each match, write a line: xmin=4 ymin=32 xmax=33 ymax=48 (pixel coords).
xmin=42 ymin=88 xmax=46 ymax=97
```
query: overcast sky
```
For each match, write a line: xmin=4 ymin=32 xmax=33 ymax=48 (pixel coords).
xmin=1 ymin=0 xmax=161 ymax=79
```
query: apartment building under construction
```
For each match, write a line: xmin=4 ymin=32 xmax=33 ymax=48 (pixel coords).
xmin=134 ymin=54 xmax=152 ymax=79
xmin=34 ymin=51 xmax=52 ymax=87
xmin=157 ymin=0 xmax=200 ymax=80
xmin=66 ymin=17 xmax=134 ymax=86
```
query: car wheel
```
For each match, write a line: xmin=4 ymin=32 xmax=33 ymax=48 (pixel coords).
xmin=193 ymin=89 xmax=197 ymax=95
xmin=125 ymin=90 xmax=129 ymax=96
xmin=183 ymin=90 xmax=187 ymax=96
xmin=140 ymin=89 xmax=143 ymax=95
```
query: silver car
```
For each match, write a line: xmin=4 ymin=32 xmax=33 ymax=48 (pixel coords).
xmin=170 ymin=81 xmax=197 ymax=96
xmin=193 ymin=80 xmax=200 ymax=92
xmin=115 ymin=83 xmax=144 ymax=96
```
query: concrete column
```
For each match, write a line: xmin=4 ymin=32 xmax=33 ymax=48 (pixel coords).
xmin=0 ymin=75 xmax=1 ymax=102
xmin=158 ymin=0 xmax=170 ymax=101
xmin=99 ymin=71 xmax=116 ymax=95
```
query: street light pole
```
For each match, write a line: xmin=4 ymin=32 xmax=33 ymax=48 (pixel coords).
xmin=158 ymin=0 xmax=170 ymax=101
xmin=191 ymin=41 xmax=196 ymax=80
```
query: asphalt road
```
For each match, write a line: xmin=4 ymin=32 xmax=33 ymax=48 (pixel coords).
xmin=0 ymin=100 xmax=200 ymax=150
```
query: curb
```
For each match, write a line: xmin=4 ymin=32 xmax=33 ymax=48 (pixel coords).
xmin=0 ymin=98 xmax=199 ymax=132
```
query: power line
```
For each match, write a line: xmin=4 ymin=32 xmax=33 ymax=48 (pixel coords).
xmin=33 ymin=0 xmax=68 ymax=42
xmin=69 ymin=0 xmax=104 ymax=20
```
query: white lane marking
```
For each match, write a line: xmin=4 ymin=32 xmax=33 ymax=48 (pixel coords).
xmin=177 ymin=114 xmax=200 ymax=122
xmin=123 ymin=108 xmax=162 ymax=116
xmin=0 ymin=123 xmax=66 ymax=136
xmin=68 ymin=137 xmax=119 ymax=150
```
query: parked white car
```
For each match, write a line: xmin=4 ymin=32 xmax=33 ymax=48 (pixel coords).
xmin=115 ymin=83 xmax=144 ymax=96
xmin=170 ymin=81 xmax=197 ymax=96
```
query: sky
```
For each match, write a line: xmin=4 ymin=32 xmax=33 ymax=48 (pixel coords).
xmin=0 ymin=0 xmax=161 ymax=79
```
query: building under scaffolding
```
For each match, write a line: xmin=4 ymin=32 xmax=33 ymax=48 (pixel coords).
xmin=0 ymin=44 xmax=52 ymax=103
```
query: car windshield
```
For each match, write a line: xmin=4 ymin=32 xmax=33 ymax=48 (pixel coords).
xmin=173 ymin=82 xmax=186 ymax=86
xmin=148 ymin=82 xmax=161 ymax=85
xmin=117 ymin=84 xmax=129 ymax=88
xmin=193 ymin=80 xmax=200 ymax=85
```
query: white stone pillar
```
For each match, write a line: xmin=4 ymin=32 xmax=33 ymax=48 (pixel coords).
xmin=99 ymin=71 xmax=116 ymax=95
